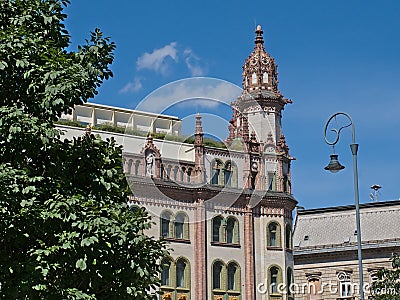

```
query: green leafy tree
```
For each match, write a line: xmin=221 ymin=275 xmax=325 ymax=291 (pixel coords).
xmin=0 ymin=0 xmax=167 ymax=298
xmin=371 ymin=253 xmax=400 ymax=299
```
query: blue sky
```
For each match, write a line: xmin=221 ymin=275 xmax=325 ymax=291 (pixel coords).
xmin=64 ymin=0 xmax=400 ymax=209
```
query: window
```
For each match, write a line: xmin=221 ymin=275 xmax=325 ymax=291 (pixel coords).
xmin=134 ymin=160 xmax=140 ymax=176
xmin=227 ymin=262 xmax=240 ymax=291
xmin=285 ymin=224 xmax=292 ymax=249
xmin=269 ymin=266 xmax=282 ymax=295
xmin=176 ymin=259 xmax=186 ymax=288
xmin=127 ymin=159 xmax=133 ymax=174
xmin=337 ymin=272 xmax=352 ymax=297
xmin=283 ymin=175 xmax=288 ymax=192
xmin=173 ymin=166 xmax=179 ymax=181
xmin=268 ymin=172 xmax=276 ymax=191
xmin=308 ymin=277 xmax=322 ymax=300
xmin=212 ymin=216 xmax=239 ymax=245
xmin=287 ymin=267 xmax=294 ymax=297
xmin=211 ymin=159 xmax=223 ymax=185
xmin=224 ymin=162 xmax=232 ymax=186
xmin=175 ymin=212 xmax=189 ymax=240
xmin=267 ymin=221 xmax=281 ymax=248
xmin=263 ymin=72 xmax=269 ymax=83
xmin=161 ymin=258 xmax=172 ymax=286
xmin=161 ymin=211 xmax=173 ymax=238
xmin=180 ymin=167 xmax=185 ymax=182
xmin=212 ymin=216 xmax=224 ymax=242
xmin=160 ymin=257 xmax=191 ymax=299
xmin=252 ymin=73 xmax=257 ymax=84
xmin=213 ymin=261 xmax=224 ymax=289
xmin=226 ymin=217 xmax=239 ymax=244
xmin=212 ymin=260 xmax=241 ymax=298
xmin=211 ymin=160 xmax=237 ymax=188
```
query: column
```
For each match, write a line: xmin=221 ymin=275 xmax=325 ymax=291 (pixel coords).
xmin=194 ymin=197 xmax=207 ymax=300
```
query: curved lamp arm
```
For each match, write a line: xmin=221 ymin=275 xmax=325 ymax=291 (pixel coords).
xmin=324 ymin=112 xmax=356 ymax=147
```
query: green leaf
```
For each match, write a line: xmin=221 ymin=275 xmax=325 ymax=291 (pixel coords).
xmin=76 ymin=258 xmax=87 ymax=270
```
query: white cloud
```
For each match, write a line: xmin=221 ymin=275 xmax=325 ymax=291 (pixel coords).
xmin=136 ymin=42 xmax=178 ymax=74
xmin=136 ymin=78 xmax=242 ymax=113
xmin=119 ymin=77 xmax=143 ymax=94
xmin=183 ymin=48 xmax=205 ymax=76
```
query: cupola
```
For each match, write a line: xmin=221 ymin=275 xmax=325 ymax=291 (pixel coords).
xmin=242 ymin=25 xmax=279 ymax=94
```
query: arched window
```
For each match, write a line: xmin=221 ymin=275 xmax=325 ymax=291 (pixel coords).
xmin=180 ymin=167 xmax=186 ymax=182
xmin=161 ymin=257 xmax=172 ymax=287
xmin=134 ymin=160 xmax=140 ymax=176
xmin=176 ymin=258 xmax=187 ymax=288
xmin=160 ymin=211 xmax=173 ymax=238
xmin=166 ymin=165 xmax=172 ymax=179
xmin=287 ymin=267 xmax=294 ymax=297
xmin=160 ymin=257 xmax=191 ymax=300
xmin=127 ymin=159 xmax=133 ymax=174
xmin=212 ymin=260 xmax=242 ymax=299
xmin=285 ymin=224 xmax=292 ymax=249
xmin=173 ymin=166 xmax=179 ymax=181
xmin=263 ymin=72 xmax=269 ymax=83
xmin=175 ymin=212 xmax=189 ymax=240
xmin=160 ymin=164 xmax=164 ymax=179
xmin=252 ymin=73 xmax=257 ymax=84
xmin=212 ymin=216 xmax=224 ymax=242
xmin=212 ymin=261 xmax=224 ymax=290
xmin=267 ymin=221 xmax=281 ymax=248
xmin=227 ymin=262 xmax=240 ymax=291
xmin=187 ymin=168 xmax=192 ymax=182
xmin=223 ymin=161 xmax=238 ymax=188
xmin=269 ymin=266 xmax=282 ymax=295
xmin=226 ymin=217 xmax=239 ymax=244
xmin=224 ymin=162 xmax=232 ymax=186
xmin=211 ymin=159 xmax=224 ymax=185
xmin=268 ymin=171 xmax=277 ymax=191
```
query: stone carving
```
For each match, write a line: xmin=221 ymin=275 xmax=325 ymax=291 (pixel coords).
xmin=146 ymin=152 xmax=155 ymax=177
xmin=162 ymin=293 xmax=172 ymax=300
xmin=251 ymin=161 xmax=258 ymax=173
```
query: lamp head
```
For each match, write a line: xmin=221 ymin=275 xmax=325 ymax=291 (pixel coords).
xmin=324 ymin=154 xmax=345 ymax=173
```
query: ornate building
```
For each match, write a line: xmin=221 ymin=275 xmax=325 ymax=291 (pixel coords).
xmin=59 ymin=25 xmax=297 ymax=300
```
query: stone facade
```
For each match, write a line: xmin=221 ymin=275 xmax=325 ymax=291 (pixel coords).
xmin=293 ymin=201 xmax=400 ymax=300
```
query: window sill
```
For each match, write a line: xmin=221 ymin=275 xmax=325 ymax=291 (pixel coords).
xmin=176 ymin=287 xmax=190 ymax=292
xmin=211 ymin=241 xmax=241 ymax=248
xmin=267 ymin=246 xmax=283 ymax=251
xmin=162 ymin=237 xmax=191 ymax=244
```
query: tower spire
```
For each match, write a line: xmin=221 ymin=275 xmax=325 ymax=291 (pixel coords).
xmin=194 ymin=113 xmax=205 ymax=184
xmin=254 ymin=25 xmax=265 ymax=49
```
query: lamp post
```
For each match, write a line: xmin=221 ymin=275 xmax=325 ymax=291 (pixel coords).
xmin=323 ymin=112 xmax=364 ymax=300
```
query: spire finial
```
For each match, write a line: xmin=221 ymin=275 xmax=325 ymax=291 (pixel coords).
xmin=255 ymin=24 xmax=264 ymax=47
xmin=195 ymin=113 xmax=203 ymax=135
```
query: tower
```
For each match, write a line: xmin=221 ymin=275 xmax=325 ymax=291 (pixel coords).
xmin=229 ymin=25 xmax=295 ymax=193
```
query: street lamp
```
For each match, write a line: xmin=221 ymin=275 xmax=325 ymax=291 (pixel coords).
xmin=323 ymin=112 xmax=364 ymax=300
